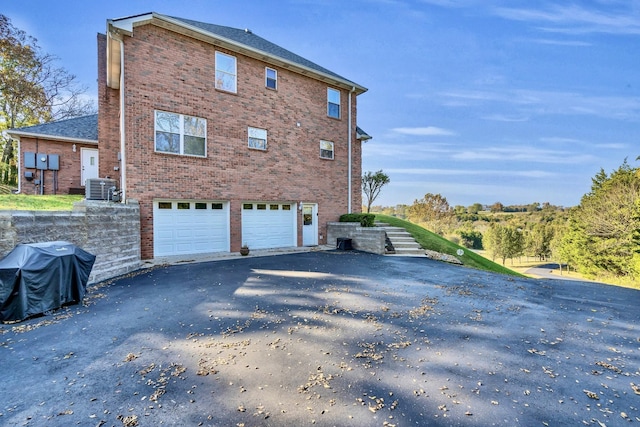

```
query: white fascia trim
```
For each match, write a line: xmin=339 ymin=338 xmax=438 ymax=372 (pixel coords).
xmin=120 ymin=12 xmax=368 ymax=95
xmin=5 ymin=131 xmax=98 ymax=145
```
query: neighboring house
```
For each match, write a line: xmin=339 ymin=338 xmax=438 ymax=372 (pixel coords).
xmin=10 ymin=12 xmax=370 ymax=260
xmin=7 ymin=115 xmax=99 ymax=195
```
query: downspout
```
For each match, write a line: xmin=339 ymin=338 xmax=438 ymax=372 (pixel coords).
xmin=348 ymin=87 xmax=356 ymax=213
xmin=118 ymin=38 xmax=127 ymax=203
xmin=16 ymin=137 xmax=21 ymax=194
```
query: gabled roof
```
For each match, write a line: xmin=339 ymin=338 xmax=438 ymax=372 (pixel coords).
xmin=107 ymin=12 xmax=367 ymax=95
xmin=356 ymin=126 xmax=372 ymax=141
xmin=6 ymin=114 xmax=98 ymax=144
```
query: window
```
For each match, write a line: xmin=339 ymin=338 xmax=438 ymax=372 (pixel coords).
xmin=327 ymin=88 xmax=340 ymax=118
xmin=177 ymin=202 xmax=190 ymax=209
xmin=320 ymin=140 xmax=334 ymax=160
xmin=212 ymin=203 xmax=223 ymax=210
xmin=282 ymin=204 xmax=291 ymax=210
xmin=158 ymin=202 xmax=172 ymax=209
xmin=270 ymin=204 xmax=279 ymax=210
xmin=195 ymin=203 xmax=207 ymax=209
xmin=265 ymin=67 xmax=277 ymax=89
xmin=155 ymin=111 xmax=206 ymax=157
xmin=248 ymin=127 xmax=267 ymax=150
xmin=243 ymin=203 xmax=253 ymax=210
xmin=215 ymin=51 xmax=237 ymax=93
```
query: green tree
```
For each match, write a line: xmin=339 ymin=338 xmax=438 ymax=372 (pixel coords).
xmin=468 ymin=203 xmax=483 ymax=214
xmin=489 ymin=202 xmax=504 ymax=213
xmin=483 ymin=223 xmax=524 ymax=265
xmin=558 ymin=160 xmax=640 ymax=280
xmin=526 ymin=223 xmax=554 ymax=261
xmin=0 ymin=14 xmax=95 ymax=185
xmin=362 ymin=170 xmax=390 ymax=213
xmin=407 ymin=193 xmax=455 ymax=235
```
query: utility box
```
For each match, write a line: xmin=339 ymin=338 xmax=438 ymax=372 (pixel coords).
xmin=36 ymin=153 xmax=48 ymax=170
xmin=48 ymin=154 xmax=60 ymax=171
xmin=24 ymin=152 xmax=36 ymax=169
xmin=336 ymin=238 xmax=353 ymax=251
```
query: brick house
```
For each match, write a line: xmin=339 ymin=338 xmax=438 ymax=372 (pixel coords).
xmin=9 ymin=12 xmax=370 ymax=259
xmin=7 ymin=115 xmax=99 ymax=195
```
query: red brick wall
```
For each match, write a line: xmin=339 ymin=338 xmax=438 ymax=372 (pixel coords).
xmin=97 ymin=33 xmax=121 ymax=184
xmin=18 ymin=137 xmax=96 ymax=195
xmin=100 ymin=24 xmax=362 ymax=259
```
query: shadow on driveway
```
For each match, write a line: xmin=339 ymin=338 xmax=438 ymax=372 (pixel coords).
xmin=1 ymin=251 xmax=639 ymax=426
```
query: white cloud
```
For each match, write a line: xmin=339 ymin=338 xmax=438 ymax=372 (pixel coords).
xmin=493 ymin=4 xmax=640 ymax=35
xmin=481 ymin=114 xmax=530 ymax=122
xmin=525 ymin=38 xmax=591 ymax=47
xmin=385 ymin=168 xmax=558 ymax=178
xmin=451 ymin=146 xmax=596 ymax=164
xmin=439 ymin=89 xmax=640 ymax=121
xmin=392 ymin=126 xmax=457 ymax=136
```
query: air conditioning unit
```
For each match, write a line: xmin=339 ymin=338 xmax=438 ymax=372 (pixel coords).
xmin=85 ymin=178 xmax=117 ymax=201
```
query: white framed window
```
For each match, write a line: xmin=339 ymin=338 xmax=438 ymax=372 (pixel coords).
xmin=155 ymin=110 xmax=207 ymax=157
xmin=215 ymin=51 xmax=237 ymax=93
xmin=320 ymin=140 xmax=334 ymax=159
xmin=265 ymin=67 xmax=277 ymax=89
xmin=327 ymin=88 xmax=340 ymax=118
xmin=248 ymin=127 xmax=267 ymax=150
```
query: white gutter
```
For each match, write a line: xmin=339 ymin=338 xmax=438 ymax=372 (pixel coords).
xmin=16 ymin=136 xmax=21 ymax=194
xmin=110 ymin=12 xmax=367 ymax=95
xmin=5 ymin=131 xmax=97 ymax=145
xmin=348 ymin=87 xmax=355 ymax=213
xmin=119 ymin=38 xmax=127 ymax=202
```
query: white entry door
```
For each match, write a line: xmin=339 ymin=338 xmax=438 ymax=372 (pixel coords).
xmin=302 ymin=204 xmax=318 ymax=246
xmin=81 ymin=148 xmax=99 ymax=186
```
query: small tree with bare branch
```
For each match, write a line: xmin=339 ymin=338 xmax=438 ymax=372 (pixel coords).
xmin=362 ymin=170 xmax=390 ymax=213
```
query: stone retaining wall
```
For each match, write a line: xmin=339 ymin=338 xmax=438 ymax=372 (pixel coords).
xmin=326 ymin=222 xmax=386 ymax=255
xmin=0 ymin=200 xmax=141 ymax=284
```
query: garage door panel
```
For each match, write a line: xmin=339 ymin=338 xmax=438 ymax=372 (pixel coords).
xmin=154 ymin=201 xmax=229 ymax=257
xmin=242 ymin=203 xmax=295 ymax=250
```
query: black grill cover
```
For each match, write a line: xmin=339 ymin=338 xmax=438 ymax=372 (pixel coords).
xmin=0 ymin=242 xmax=96 ymax=322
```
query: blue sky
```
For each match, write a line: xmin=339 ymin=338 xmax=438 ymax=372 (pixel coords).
xmin=4 ymin=0 xmax=639 ymax=208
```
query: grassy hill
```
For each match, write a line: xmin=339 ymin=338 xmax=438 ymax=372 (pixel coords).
xmin=374 ymin=214 xmax=523 ymax=277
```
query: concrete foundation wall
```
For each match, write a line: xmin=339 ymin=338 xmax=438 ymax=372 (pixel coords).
xmin=0 ymin=200 xmax=141 ymax=284
xmin=327 ymin=222 xmax=386 ymax=255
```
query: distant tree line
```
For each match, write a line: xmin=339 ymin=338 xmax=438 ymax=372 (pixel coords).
xmin=370 ymin=158 xmax=639 ymax=285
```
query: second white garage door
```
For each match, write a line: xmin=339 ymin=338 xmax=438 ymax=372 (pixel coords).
xmin=242 ymin=202 xmax=296 ymax=250
xmin=154 ymin=200 xmax=229 ymax=257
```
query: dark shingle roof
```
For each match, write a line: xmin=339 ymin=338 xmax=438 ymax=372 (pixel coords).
xmin=167 ymin=15 xmax=361 ymax=89
xmin=9 ymin=114 xmax=98 ymax=142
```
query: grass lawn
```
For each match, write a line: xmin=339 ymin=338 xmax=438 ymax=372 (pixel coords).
xmin=0 ymin=194 xmax=84 ymax=211
xmin=374 ymin=214 xmax=524 ymax=277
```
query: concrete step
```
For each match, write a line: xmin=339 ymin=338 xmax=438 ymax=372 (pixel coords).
xmin=375 ymin=223 xmax=425 ymax=256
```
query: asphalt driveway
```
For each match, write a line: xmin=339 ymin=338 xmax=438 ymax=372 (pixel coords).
xmin=1 ymin=251 xmax=639 ymax=426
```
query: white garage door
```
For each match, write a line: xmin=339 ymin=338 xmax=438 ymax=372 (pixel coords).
xmin=154 ymin=200 xmax=229 ymax=257
xmin=242 ymin=202 xmax=296 ymax=250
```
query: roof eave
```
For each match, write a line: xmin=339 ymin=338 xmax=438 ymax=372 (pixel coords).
xmin=6 ymin=130 xmax=98 ymax=145
xmin=108 ymin=12 xmax=367 ymax=95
